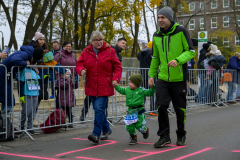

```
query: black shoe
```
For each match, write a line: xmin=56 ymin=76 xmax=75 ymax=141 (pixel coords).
xmin=154 ymin=135 xmax=171 ymax=148
xmin=88 ymin=135 xmax=99 ymax=143
xmin=176 ymin=135 xmax=186 ymax=146
xmin=80 ymin=115 xmax=85 ymax=121
xmin=62 ymin=125 xmax=67 ymax=128
xmin=129 ymin=134 xmax=137 ymax=145
xmin=68 ymin=124 xmax=74 ymax=128
xmin=100 ymin=129 xmax=112 ymax=140
xmin=142 ymin=128 xmax=149 ymax=139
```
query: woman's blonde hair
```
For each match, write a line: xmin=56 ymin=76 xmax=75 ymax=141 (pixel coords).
xmin=234 ymin=52 xmax=240 ymax=57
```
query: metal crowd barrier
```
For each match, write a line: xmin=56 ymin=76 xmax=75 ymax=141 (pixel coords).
xmin=0 ymin=65 xmax=238 ymax=140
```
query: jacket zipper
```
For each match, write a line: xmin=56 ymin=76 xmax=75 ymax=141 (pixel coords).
xmin=96 ymin=54 xmax=98 ymax=97
xmin=168 ymin=36 xmax=171 ymax=52
xmin=165 ymin=36 xmax=170 ymax=82
xmin=179 ymin=66 xmax=182 ymax=75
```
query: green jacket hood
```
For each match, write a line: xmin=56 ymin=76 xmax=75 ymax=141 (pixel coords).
xmin=157 ymin=21 xmax=179 ymax=35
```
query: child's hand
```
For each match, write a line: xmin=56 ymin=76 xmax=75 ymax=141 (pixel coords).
xmin=112 ymin=80 xmax=118 ymax=87
xmin=26 ymin=60 xmax=30 ymax=65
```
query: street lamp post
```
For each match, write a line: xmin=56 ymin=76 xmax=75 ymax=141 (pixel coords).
xmin=0 ymin=31 xmax=4 ymax=51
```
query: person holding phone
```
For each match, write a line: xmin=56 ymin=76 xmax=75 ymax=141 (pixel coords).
xmin=0 ymin=51 xmax=8 ymax=60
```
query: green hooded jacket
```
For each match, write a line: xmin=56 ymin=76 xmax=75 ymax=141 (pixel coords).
xmin=149 ymin=22 xmax=195 ymax=82
xmin=114 ymin=85 xmax=155 ymax=111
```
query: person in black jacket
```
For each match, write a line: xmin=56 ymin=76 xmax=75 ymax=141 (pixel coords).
xmin=111 ymin=38 xmax=127 ymax=62
xmin=197 ymin=43 xmax=210 ymax=103
xmin=137 ymin=41 xmax=157 ymax=116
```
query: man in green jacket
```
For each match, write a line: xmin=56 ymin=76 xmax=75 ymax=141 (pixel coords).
xmin=148 ymin=6 xmax=195 ymax=148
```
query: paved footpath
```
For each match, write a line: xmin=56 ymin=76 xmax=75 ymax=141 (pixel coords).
xmin=0 ymin=104 xmax=240 ymax=160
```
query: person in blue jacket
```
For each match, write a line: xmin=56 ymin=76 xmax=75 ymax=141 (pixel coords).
xmin=0 ymin=46 xmax=43 ymax=111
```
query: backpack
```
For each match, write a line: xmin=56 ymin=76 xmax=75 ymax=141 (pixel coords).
xmin=40 ymin=108 xmax=66 ymax=134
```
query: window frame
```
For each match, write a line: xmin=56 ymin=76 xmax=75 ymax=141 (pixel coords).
xmin=200 ymin=2 xmax=204 ymax=10
xmin=223 ymin=16 xmax=229 ymax=28
xmin=211 ymin=0 xmax=217 ymax=9
xmin=223 ymin=37 xmax=229 ymax=47
xmin=236 ymin=36 xmax=240 ymax=47
xmin=236 ymin=0 xmax=240 ymax=6
xmin=223 ymin=0 xmax=229 ymax=8
xmin=189 ymin=19 xmax=195 ymax=30
xmin=211 ymin=17 xmax=217 ymax=28
xmin=200 ymin=18 xmax=204 ymax=30
xmin=189 ymin=2 xmax=195 ymax=11
xmin=179 ymin=20 xmax=184 ymax=26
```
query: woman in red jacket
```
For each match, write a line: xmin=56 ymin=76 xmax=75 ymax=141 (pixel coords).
xmin=76 ymin=31 xmax=122 ymax=143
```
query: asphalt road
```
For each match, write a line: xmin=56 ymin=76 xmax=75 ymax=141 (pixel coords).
xmin=0 ymin=104 xmax=240 ymax=160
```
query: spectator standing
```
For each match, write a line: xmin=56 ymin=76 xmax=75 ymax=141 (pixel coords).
xmin=197 ymin=43 xmax=210 ymax=103
xmin=54 ymin=41 xmax=78 ymax=128
xmin=76 ymin=31 xmax=122 ymax=143
xmin=148 ymin=6 xmax=195 ymax=148
xmin=111 ymin=37 xmax=127 ymax=62
xmin=226 ymin=52 xmax=240 ymax=104
xmin=0 ymin=46 xmax=43 ymax=111
xmin=49 ymin=41 xmax=61 ymax=99
xmin=137 ymin=41 xmax=157 ymax=116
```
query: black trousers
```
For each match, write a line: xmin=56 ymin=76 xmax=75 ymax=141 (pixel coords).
xmin=81 ymin=96 xmax=109 ymax=117
xmin=156 ymin=79 xmax=187 ymax=137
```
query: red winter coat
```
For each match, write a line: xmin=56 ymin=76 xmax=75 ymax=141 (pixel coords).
xmin=76 ymin=42 xmax=122 ymax=97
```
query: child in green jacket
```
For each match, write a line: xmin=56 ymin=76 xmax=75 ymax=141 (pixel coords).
xmin=113 ymin=74 xmax=155 ymax=145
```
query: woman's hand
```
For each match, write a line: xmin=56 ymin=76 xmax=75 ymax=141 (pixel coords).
xmin=112 ymin=80 xmax=118 ymax=87
xmin=81 ymin=69 xmax=86 ymax=76
xmin=43 ymin=49 xmax=48 ymax=54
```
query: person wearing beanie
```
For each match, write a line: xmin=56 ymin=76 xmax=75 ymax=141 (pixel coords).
xmin=197 ymin=43 xmax=211 ymax=103
xmin=113 ymin=74 xmax=155 ymax=145
xmin=137 ymin=41 xmax=157 ymax=116
xmin=149 ymin=6 xmax=195 ymax=148
xmin=29 ymin=32 xmax=48 ymax=54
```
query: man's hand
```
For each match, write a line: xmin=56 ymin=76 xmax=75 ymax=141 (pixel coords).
xmin=112 ymin=80 xmax=118 ymax=87
xmin=26 ymin=60 xmax=30 ymax=65
xmin=81 ymin=69 xmax=86 ymax=76
xmin=167 ymin=60 xmax=178 ymax=68
xmin=148 ymin=78 xmax=154 ymax=88
xmin=20 ymin=96 xmax=25 ymax=103
xmin=0 ymin=52 xmax=7 ymax=59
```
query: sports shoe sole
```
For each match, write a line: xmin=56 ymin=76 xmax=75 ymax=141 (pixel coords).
xmin=129 ymin=142 xmax=137 ymax=145
xmin=100 ymin=130 xmax=112 ymax=140
xmin=88 ymin=135 xmax=99 ymax=143
xmin=154 ymin=140 xmax=171 ymax=148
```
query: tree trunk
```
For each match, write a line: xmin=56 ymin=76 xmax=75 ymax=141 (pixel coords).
xmin=74 ymin=0 xmax=79 ymax=49
xmin=131 ymin=22 xmax=139 ymax=57
xmin=87 ymin=0 xmax=96 ymax=45
xmin=142 ymin=0 xmax=150 ymax=42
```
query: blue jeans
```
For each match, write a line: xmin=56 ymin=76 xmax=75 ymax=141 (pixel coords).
xmin=1 ymin=103 xmax=12 ymax=112
xmin=226 ymin=82 xmax=236 ymax=101
xmin=197 ymin=73 xmax=210 ymax=103
xmin=236 ymin=84 xmax=240 ymax=98
xmin=90 ymin=96 xmax=110 ymax=138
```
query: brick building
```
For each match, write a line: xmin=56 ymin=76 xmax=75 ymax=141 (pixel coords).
xmin=176 ymin=0 xmax=240 ymax=47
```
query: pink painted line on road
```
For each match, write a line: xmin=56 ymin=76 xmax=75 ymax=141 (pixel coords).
xmin=232 ymin=150 xmax=240 ymax=152
xmin=125 ymin=146 xmax=185 ymax=160
xmin=137 ymin=142 xmax=176 ymax=146
xmin=73 ymin=138 xmax=89 ymax=140
xmin=173 ymin=148 xmax=213 ymax=160
xmin=75 ymin=156 xmax=105 ymax=160
xmin=0 ymin=152 xmax=59 ymax=160
xmin=55 ymin=139 xmax=117 ymax=156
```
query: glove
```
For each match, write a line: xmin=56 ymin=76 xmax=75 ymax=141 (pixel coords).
xmin=44 ymin=73 xmax=50 ymax=80
xmin=20 ymin=96 xmax=25 ymax=103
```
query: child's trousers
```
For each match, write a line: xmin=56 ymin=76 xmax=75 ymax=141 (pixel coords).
xmin=126 ymin=112 xmax=147 ymax=134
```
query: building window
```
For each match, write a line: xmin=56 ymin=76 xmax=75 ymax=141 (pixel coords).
xmin=189 ymin=19 xmax=195 ymax=30
xmin=200 ymin=2 xmax=204 ymax=10
xmin=211 ymin=17 xmax=217 ymax=28
xmin=211 ymin=0 xmax=217 ymax=9
xmin=189 ymin=2 xmax=195 ymax=11
xmin=236 ymin=36 xmax=240 ymax=46
xmin=200 ymin=18 xmax=204 ymax=30
xmin=211 ymin=37 xmax=217 ymax=43
xmin=223 ymin=16 xmax=229 ymax=28
xmin=223 ymin=37 xmax=229 ymax=47
xmin=236 ymin=0 xmax=240 ymax=6
xmin=178 ymin=4 xmax=183 ymax=12
xmin=179 ymin=20 xmax=184 ymax=26
xmin=223 ymin=0 xmax=229 ymax=7
xmin=237 ymin=15 xmax=240 ymax=26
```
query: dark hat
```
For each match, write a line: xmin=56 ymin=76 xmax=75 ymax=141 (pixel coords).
xmin=202 ymin=43 xmax=209 ymax=50
xmin=158 ymin=6 xmax=173 ymax=22
xmin=33 ymin=47 xmax=44 ymax=60
xmin=129 ymin=74 xmax=143 ymax=88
